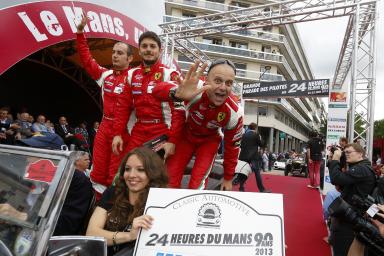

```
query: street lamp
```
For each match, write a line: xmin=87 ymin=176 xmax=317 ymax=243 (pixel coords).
xmin=255 ymin=65 xmax=271 ymax=132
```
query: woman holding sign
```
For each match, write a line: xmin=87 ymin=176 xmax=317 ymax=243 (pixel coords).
xmin=86 ymin=147 xmax=168 ymax=255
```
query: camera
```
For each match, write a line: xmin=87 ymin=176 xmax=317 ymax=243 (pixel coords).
xmin=328 ymin=196 xmax=384 ymax=255
xmin=329 ymin=145 xmax=342 ymax=154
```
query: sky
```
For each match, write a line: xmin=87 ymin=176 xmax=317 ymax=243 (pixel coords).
xmin=296 ymin=0 xmax=384 ymax=121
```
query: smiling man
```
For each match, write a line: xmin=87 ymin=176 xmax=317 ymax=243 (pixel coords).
xmin=153 ymin=59 xmax=243 ymax=190
xmin=112 ymin=31 xmax=185 ymax=160
xmin=76 ymin=15 xmax=133 ymax=198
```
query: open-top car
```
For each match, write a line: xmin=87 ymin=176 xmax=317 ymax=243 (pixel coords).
xmin=284 ymin=155 xmax=308 ymax=177
xmin=0 ymin=145 xmax=107 ymax=256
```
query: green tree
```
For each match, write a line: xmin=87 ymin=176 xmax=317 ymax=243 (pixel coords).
xmin=374 ymin=119 xmax=384 ymax=138
xmin=354 ymin=114 xmax=365 ymax=138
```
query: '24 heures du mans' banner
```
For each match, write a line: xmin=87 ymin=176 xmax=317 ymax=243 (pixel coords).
xmin=242 ymin=79 xmax=329 ymax=98
xmin=0 ymin=1 xmax=146 ymax=75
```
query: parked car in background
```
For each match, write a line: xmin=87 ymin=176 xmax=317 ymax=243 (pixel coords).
xmin=274 ymin=158 xmax=288 ymax=170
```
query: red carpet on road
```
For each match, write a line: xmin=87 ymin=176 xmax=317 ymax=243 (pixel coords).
xmin=233 ymin=172 xmax=331 ymax=256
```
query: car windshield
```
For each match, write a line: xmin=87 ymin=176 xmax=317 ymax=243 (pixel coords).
xmin=0 ymin=145 xmax=75 ymax=256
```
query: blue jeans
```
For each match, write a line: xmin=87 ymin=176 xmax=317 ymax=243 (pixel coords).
xmin=250 ymin=159 xmax=265 ymax=192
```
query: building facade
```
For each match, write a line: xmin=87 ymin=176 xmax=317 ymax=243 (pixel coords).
xmin=164 ymin=0 xmax=326 ymax=154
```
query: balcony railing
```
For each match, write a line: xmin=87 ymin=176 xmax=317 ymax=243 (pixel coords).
xmin=163 ymin=16 xmax=285 ymax=43
xmin=192 ymin=41 xmax=284 ymax=62
xmin=280 ymin=99 xmax=312 ymax=129
xmin=177 ymin=61 xmax=284 ymax=81
xmin=165 ymin=0 xmax=240 ymax=12
xmin=282 ymin=57 xmax=297 ymax=80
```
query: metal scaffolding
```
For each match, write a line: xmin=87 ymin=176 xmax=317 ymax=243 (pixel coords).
xmin=26 ymin=49 xmax=103 ymax=112
xmin=159 ymin=0 xmax=378 ymax=158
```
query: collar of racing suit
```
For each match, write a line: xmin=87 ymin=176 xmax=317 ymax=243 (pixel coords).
xmin=112 ymin=67 xmax=130 ymax=76
xmin=141 ymin=59 xmax=162 ymax=74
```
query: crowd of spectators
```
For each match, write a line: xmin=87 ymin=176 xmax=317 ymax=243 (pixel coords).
xmin=0 ymin=106 xmax=99 ymax=153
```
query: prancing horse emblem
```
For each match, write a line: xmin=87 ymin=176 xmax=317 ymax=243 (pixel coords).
xmin=154 ymin=72 xmax=162 ymax=80
xmin=217 ymin=112 xmax=226 ymax=122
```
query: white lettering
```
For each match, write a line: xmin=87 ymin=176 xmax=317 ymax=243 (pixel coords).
xmin=100 ymin=13 xmax=114 ymax=33
xmin=88 ymin=11 xmax=103 ymax=32
xmin=114 ymin=17 xmax=124 ymax=37
xmin=40 ymin=11 xmax=63 ymax=36
xmin=18 ymin=12 xmax=48 ymax=42
xmin=62 ymin=6 xmax=89 ymax=33
xmin=135 ymin=27 xmax=143 ymax=44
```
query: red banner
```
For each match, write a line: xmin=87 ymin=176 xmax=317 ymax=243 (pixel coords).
xmin=0 ymin=1 xmax=146 ymax=75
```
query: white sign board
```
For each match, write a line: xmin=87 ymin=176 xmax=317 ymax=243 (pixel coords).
xmin=323 ymin=84 xmax=349 ymax=195
xmin=134 ymin=188 xmax=285 ymax=256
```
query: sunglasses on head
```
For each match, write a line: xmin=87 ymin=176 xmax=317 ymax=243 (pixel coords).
xmin=207 ymin=58 xmax=237 ymax=75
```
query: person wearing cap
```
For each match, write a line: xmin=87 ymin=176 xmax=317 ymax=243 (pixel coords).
xmin=152 ymin=59 xmax=243 ymax=190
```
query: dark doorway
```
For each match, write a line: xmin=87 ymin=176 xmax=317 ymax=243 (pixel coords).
xmin=0 ymin=59 xmax=102 ymax=127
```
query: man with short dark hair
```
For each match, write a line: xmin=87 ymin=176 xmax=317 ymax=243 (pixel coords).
xmin=306 ymin=131 xmax=324 ymax=189
xmin=239 ymin=123 xmax=270 ymax=192
xmin=328 ymin=143 xmax=376 ymax=256
xmin=76 ymin=15 xmax=133 ymax=196
xmin=112 ymin=31 xmax=185 ymax=160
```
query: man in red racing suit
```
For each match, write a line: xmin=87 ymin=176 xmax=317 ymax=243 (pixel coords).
xmin=76 ymin=16 xmax=132 ymax=196
xmin=153 ymin=60 xmax=243 ymax=190
xmin=112 ymin=31 xmax=185 ymax=159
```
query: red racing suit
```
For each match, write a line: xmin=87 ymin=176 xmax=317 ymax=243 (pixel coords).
xmin=153 ymin=84 xmax=243 ymax=189
xmin=113 ymin=61 xmax=185 ymax=153
xmin=76 ymin=33 xmax=131 ymax=192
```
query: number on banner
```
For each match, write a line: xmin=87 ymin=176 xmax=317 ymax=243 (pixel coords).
xmin=288 ymin=82 xmax=306 ymax=93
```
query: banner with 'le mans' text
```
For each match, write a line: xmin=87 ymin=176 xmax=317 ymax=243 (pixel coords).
xmin=0 ymin=1 xmax=147 ymax=75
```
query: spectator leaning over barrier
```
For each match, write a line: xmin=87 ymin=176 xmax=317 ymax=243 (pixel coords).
xmin=86 ymin=147 xmax=168 ymax=255
xmin=328 ymin=143 xmax=376 ymax=256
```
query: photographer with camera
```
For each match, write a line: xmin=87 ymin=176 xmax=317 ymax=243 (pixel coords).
xmin=345 ymin=204 xmax=384 ymax=256
xmin=328 ymin=143 xmax=377 ymax=255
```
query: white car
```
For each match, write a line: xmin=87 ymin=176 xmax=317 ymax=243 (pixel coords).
xmin=274 ymin=159 xmax=287 ymax=170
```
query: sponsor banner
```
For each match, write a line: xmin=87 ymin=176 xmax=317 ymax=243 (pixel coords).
xmin=323 ymin=83 xmax=349 ymax=195
xmin=0 ymin=1 xmax=146 ymax=74
xmin=242 ymin=79 xmax=329 ymax=98
xmin=134 ymin=188 xmax=285 ymax=256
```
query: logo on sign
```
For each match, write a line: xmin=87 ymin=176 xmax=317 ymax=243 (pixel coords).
xmin=196 ymin=203 xmax=221 ymax=228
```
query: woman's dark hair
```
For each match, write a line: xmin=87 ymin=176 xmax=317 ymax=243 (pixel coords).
xmin=139 ymin=31 xmax=161 ymax=48
xmin=105 ymin=147 xmax=168 ymax=231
